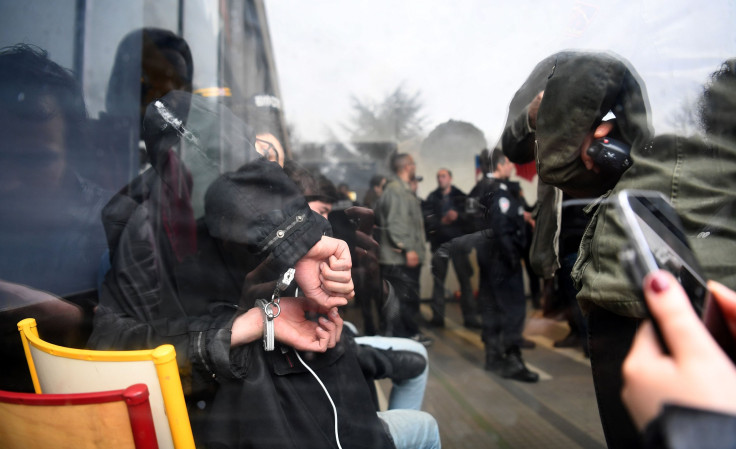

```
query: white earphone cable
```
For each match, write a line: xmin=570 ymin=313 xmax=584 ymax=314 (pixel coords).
xmin=294 ymin=349 xmax=343 ymax=449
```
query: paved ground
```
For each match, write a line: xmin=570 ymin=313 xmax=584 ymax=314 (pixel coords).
xmin=356 ymin=301 xmax=607 ymax=449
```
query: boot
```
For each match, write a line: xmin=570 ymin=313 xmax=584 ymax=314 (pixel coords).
xmin=356 ymin=345 xmax=427 ymax=381
xmin=500 ymin=346 xmax=539 ymax=383
xmin=484 ymin=347 xmax=505 ymax=373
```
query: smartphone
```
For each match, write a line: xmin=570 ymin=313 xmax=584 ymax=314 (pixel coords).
xmin=616 ymin=189 xmax=736 ymax=361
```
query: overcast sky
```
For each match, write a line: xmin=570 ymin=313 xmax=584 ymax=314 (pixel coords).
xmin=265 ymin=0 xmax=736 ymax=148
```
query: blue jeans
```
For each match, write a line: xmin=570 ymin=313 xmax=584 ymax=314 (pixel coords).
xmin=378 ymin=409 xmax=441 ymax=449
xmin=355 ymin=335 xmax=428 ymax=410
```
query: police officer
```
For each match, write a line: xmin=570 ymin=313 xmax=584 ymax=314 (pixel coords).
xmin=473 ymin=149 xmax=538 ymax=383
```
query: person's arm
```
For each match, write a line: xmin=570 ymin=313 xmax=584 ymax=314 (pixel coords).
xmin=501 ymin=91 xmax=544 ymax=164
xmin=90 ymin=202 xmax=243 ymax=387
xmin=622 ymin=271 xmax=736 ymax=433
xmin=92 ymin=158 xmax=346 ymax=387
xmin=90 ymin=298 xmax=242 ymax=390
xmin=212 ymin=161 xmax=352 ymax=347
xmin=206 ymin=159 xmax=356 ymax=306
xmin=231 ymin=299 xmax=343 ymax=352
xmin=294 ymin=235 xmax=355 ymax=308
xmin=94 ymin=254 xmax=349 ymax=388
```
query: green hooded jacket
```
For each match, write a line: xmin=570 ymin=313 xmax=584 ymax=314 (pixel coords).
xmin=505 ymin=50 xmax=736 ymax=317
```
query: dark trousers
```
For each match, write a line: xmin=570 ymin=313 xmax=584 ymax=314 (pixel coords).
xmin=587 ymin=304 xmax=641 ymax=449
xmin=430 ymin=243 xmax=475 ymax=322
xmin=560 ymin=253 xmax=588 ymax=349
xmin=477 ymin=243 xmax=526 ymax=353
xmin=380 ymin=264 xmax=421 ymax=338
xmin=353 ymin=263 xmax=380 ymax=336
xmin=522 ymin=222 xmax=541 ymax=306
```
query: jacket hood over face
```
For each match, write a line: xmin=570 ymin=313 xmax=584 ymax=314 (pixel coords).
xmin=536 ymin=51 xmax=653 ymax=197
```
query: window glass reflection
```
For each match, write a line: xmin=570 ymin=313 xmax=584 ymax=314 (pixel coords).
xmin=1 ymin=2 xmax=736 ymax=448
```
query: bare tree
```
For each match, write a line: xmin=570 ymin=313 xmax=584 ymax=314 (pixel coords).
xmin=344 ymin=84 xmax=426 ymax=142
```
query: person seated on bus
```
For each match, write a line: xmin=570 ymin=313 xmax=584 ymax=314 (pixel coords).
xmin=90 ymin=92 xmax=440 ymax=449
xmin=622 ymin=270 xmax=736 ymax=449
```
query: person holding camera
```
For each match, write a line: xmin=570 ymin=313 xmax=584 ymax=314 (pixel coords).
xmin=502 ymin=51 xmax=736 ymax=448
xmin=622 ymin=270 xmax=736 ymax=448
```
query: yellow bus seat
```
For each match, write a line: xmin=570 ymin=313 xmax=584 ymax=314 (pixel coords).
xmin=17 ymin=317 xmax=195 ymax=449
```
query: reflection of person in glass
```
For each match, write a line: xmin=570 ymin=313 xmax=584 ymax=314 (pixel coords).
xmin=0 ymin=44 xmax=108 ymax=306
xmin=107 ymin=28 xmax=193 ymax=128
xmin=101 ymin=27 xmax=194 ymax=176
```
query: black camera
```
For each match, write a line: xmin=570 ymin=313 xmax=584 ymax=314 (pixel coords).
xmin=586 ymin=137 xmax=632 ymax=176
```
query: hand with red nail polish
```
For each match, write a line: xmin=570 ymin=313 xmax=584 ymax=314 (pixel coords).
xmin=622 ymin=270 xmax=736 ymax=430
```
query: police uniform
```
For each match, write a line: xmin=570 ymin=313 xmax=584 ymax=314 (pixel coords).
xmin=477 ymin=177 xmax=538 ymax=382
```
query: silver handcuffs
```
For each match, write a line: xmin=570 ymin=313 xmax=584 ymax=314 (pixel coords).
xmin=256 ymin=268 xmax=295 ymax=351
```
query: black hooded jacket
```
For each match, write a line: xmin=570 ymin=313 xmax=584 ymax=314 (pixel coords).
xmin=89 ymin=93 xmax=395 ymax=448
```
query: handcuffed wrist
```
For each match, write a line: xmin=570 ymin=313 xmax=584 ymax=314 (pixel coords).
xmin=255 ymin=299 xmax=275 ymax=351
xmin=255 ymin=269 xmax=295 ymax=351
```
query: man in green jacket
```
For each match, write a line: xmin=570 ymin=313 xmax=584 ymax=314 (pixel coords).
xmin=375 ymin=153 xmax=432 ymax=346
